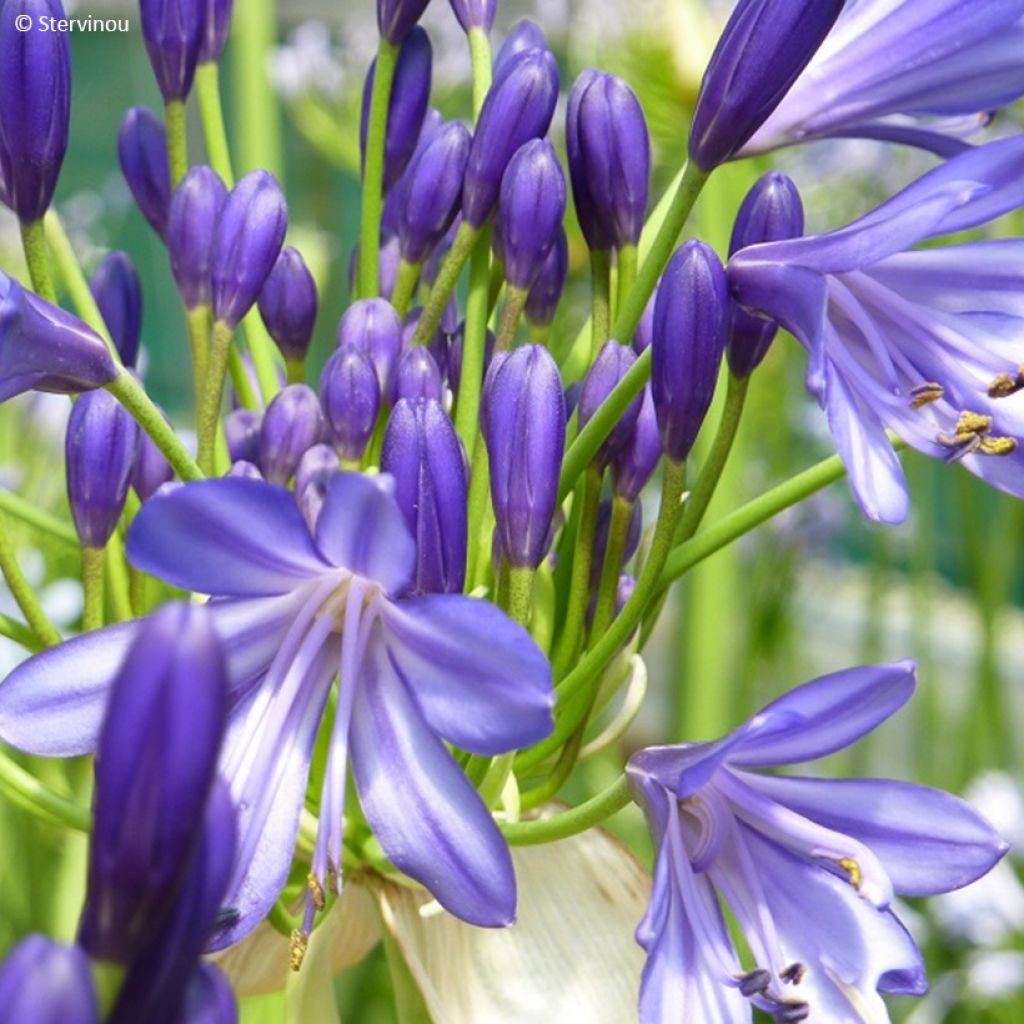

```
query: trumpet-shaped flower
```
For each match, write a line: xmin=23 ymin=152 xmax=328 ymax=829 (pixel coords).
xmin=0 ymin=472 xmax=553 ymax=948
xmin=729 ymin=138 xmax=1024 ymax=523
xmin=627 ymin=662 xmax=1007 ymax=1023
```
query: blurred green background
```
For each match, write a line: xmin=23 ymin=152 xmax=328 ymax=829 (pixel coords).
xmin=0 ymin=1 xmax=1022 ymax=1020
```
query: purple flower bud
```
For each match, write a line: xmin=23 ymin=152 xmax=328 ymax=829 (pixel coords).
xmin=132 ymin=422 xmax=175 ymax=503
xmin=258 ymin=384 xmax=325 ymax=485
xmin=211 ymin=170 xmax=288 ymax=328
xmin=689 ymin=0 xmax=845 ymax=170
xmin=258 ymin=247 xmax=318 ymax=364
xmin=652 ymin=240 xmax=728 ymax=461
xmin=320 ymin=346 xmax=381 ymax=462
xmin=78 ymin=603 xmax=229 ymax=964
xmin=726 ymin=171 xmax=803 ymax=377
xmin=591 ymin=498 xmax=642 ymax=589
xmin=168 ymin=165 xmax=228 ymax=311
xmin=493 ymin=19 xmax=548 ymax=77
xmin=397 ymin=121 xmax=471 ymax=265
xmin=571 ymin=71 xmax=650 ymax=249
xmin=226 ymin=459 xmax=262 ymax=481
xmin=392 ymin=346 xmax=443 ymax=405
xmin=633 ymin=282 xmax=658 ymax=354
xmin=402 ymin=306 xmax=450 ymax=376
xmin=199 ymin=0 xmax=233 ymax=63
xmin=0 ymin=273 xmax=118 ymax=401
xmin=65 ymin=389 xmax=139 ymax=549
xmin=140 ymin=0 xmax=206 ymax=102
xmin=223 ymin=408 xmax=261 ymax=464
xmin=447 ymin=321 xmax=495 ymax=397
xmin=462 ymin=49 xmax=560 ymax=228
xmin=0 ymin=0 xmax=71 ymax=222
xmin=336 ymin=298 xmax=403 ymax=398
xmin=294 ymin=443 xmax=339 ymax=498
xmin=377 ymin=0 xmax=432 ymax=46
xmin=0 ymin=937 xmax=98 ymax=1023
xmin=579 ymin=340 xmax=642 ymax=468
xmin=382 ymin=398 xmax=468 ymax=593
xmin=361 ymin=27 xmax=433 ymax=194
xmin=382 ymin=107 xmax=445 ymax=234
xmin=498 ymin=139 xmax=567 ymax=291
xmin=612 ymin=384 xmax=660 ymax=502
xmin=90 ymin=251 xmax=143 ymax=368
xmin=566 ymin=69 xmax=611 ymax=251
xmin=449 ymin=0 xmax=495 ymax=33
xmin=484 ymin=344 xmax=565 ymax=569
xmin=119 ymin=107 xmax=172 ymax=240
xmin=181 ymin=964 xmax=237 ymax=1024
xmin=525 ymin=225 xmax=568 ymax=329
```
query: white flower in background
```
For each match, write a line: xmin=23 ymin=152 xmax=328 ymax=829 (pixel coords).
xmin=269 ymin=22 xmax=346 ymax=103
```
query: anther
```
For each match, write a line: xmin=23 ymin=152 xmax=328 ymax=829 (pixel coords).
xmin=777 ymin=1002 xmax=810 ymax=1023
xmin=838 ymin=857 xmax=862 ymax=891
xmin=978 ymin=436 xmax=1018 ymax=456
xmin=738 ymin=968 xmax=772 ymax=997
xmin=909 ymin=382 xmax=944 ymax=408
xmin=988 ymin=369 xmax=1024 ymax=399
xmin=290 ymin=928 xmax=309 ymax=972
xmin=307 ymin=871 xmax=326 ymax=912
xmin=781 ymin=963 xmax=807 ymax=985
xmin=954 ymin=411 xmax=993 ymax=438
xmin=328 ymin=862 xmax=341 ymax=896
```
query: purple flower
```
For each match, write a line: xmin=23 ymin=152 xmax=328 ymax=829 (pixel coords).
xmin=223 ymin=408 xmax=262 ymax=465
xmin=729 ymin=137 xmax=1024 ymax=524
xmin=578 ymin=340 xmax=642 ymax=468
xmin=392 ymin=345 xmax=443 ymax=405
xmin=613 ymin=384 xmax=660 ymax=502
xmin=745 ymin=1 xmax=1024 ymax=158
xmin=627 ymin=661 xmax=1006 ymax=1022
xmin=525 ymin=225 xmax=568 ymax=329
xmin=132 ymin=420 xmax=175 ymax=503
xmin=199 ymin=0 xmax=233 ymax=64
xmin=90 ymin=251 xmax=143 ymax=368
xmin=0 ymin=0 xmax=71 ymax=222
xmin=377 ymin=0 xmax=432 ymax=46
xmin=140 ymin=0 xmax=206 ymax=102
xmin=320 ymin=346 xmax=382 ymax=462
xmin=336 ymin=298 xmax=404 ymax=398
xmin=168 ymin=165 xmax=229 ymax=312
xmin=258 ymin=247 xmax=319 ymax=365
xmin=449 ymin=0 xmax=495 ymax=34
xmin=258 ymin=384 xmax=326 ymax=485
xmin=0 ymin=936 xmax=98 ymax=1023
xmin=118 ymin=107 xmax=172 ymax=240
xmin=689 ymin=0 xmax=845 ymax=170
xmin=0 ymin=472 xmax=554 ymax=944
xmin=493 ymin=19 xmax=548 ymax=77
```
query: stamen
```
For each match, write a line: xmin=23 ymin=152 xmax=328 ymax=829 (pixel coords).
xmin=290 ymin=929 xmax=309 ymax=972
xmin=978 ymin=436 xmax=1018 ymax=456
xmin=328 ymin=862 xmax=341 ymax=896
xmin=738 ymin=968 xmax=772 ymax=997
xmin=781 ymin=963 xmax=807 ymax=986
xmin=838 ymin=857 xmax=862 ymax=891
xmin=776 ymin=1001 xmax=810 ymax=1022
xmin=909 ymin=382 xmax=943 ymax=408
xmin=307 ymin=871 xmax=326 ymax=912
xmin=988 ymin=369 xmax=1024 ymax=399
xmin=953 ymin=411 xmax=992 ymax=437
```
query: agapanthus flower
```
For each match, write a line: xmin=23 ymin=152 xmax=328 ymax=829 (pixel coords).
xmin=627 ymin=661 xmax=1007 ymax=1023
xmin=0 ymin=472 xmax=553 ymax=948
xmin=744 ymin=0 xmax=1024 ymax=158
xmin=729 ymin=137 xmax=1024 ymax=523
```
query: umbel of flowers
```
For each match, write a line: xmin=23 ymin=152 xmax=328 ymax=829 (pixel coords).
xmin=0 ymin=0 xmax=1021 ymax=1021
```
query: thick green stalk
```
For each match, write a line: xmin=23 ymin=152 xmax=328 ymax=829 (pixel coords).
xmin=590 ymin=494 xmax=634 ymax=640
xmin=589 ymin=249 xmax=612 ymax=359
xmin=0 ymin=749 xmax=89 ymax=832
xmin=358 ymin=38 xmax=400 ymax=298
xmin=452 ymin=228 xmax=492 ymax=459
xmin=164 ymin=99 xmax=189 ymax=187
xmin=227 ymin=345 xmax=261 ymax=410
xmin=81 ymin=546 xmax=106 ymax=632
xmin=390 ymin=258 xmax=422 ymax=318
xmin=0 ymin=514 xmax=62 ymax=647
xmin=0 ymin=613 xmax=39 ymax=650
xmin=19 ymin=218 xmax=57 ymax=302
xmin=197 ymin=320 xmax=236 ymax=475
xmin=411 ymin=222 xmax=481 ymax=349
xmin=195 ymin=61 xmax=234 ymax=185
xmin=467 ymin=28 xmax=493 ymax=118
xmin=186 ymin=304 xmax=211 ymax=419
xmin=615 ymin=244 xmax=638 ymax=330
xmin=506 ymin=565 xmax=535 ymax=629
xmin=105 ymin=535 xmax=133 ymax=623
xmin=494 ymin=285 xmax=527 ymax=352
xmin=464 ymin=440 xmax=492 ymax=591
xmin=501 ymin=775 xmax=631 ymax=846
xmin=233 ymin=0 xmax=282 ymax=178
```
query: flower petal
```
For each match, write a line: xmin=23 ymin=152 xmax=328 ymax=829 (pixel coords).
xmin=740 ymin=773 xmax=1008 ymax=898
xmin=380 ymin=594 xmax=553 ymax=755
xmin=350 ymin=635 xmax=515 ymax=927
xmin=127 ymin=479 xmax=330 ymax=597
xmin=313 ymin=473 xmax=415 ymax=595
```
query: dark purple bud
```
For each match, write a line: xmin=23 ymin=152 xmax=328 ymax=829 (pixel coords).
xmin=336 ymin=298 xmax=403 ymax=398
xmin=447 ymin=321 xmax=494 ymax=397
xmin=377 ymin=0 xmax=432 ymax=45
xmin=211 ymin=170 xmax=288 ymax=328
xmin=168 ymin=165 xmax=228 ymax=311
xmin=484 ymin=344 xmax=565 ymax=569
xmin=493 ymin=19 xmax=548 ymax=77
xmin=0 ymin=937 xmax=98 ymax=1023
xmin=140 ymin=0 xmax=206 ymax=102
xmin=320 ymin=346 xmax=381 ymax=462
xmin=65 ymin=389 xmax=139 ymax=548
xmin=612 ymin=384 xmax=660 ymax=502
xmin=258 ymin=247 xmax=318 ymax=364
xmin=566 ymin=70 xmax=611 ymax=251
xmin=0 ymin=0 xmax=71 ymax=222
xmin=572 ymin=71 xmax=650 ymax=248
xmin=689 ymin=0 xmax=845 ymax=170
xmin=382 ymin=398 xmax=468 ymax=593
xmin=392 ymin=346 xmax=443 ymax=405
xmin=462 ymin=49 xmax=560 ymax=228
xmin=382 ymin=107 xmax=445 ymax=234
xmin=525 ymin=225 xmax=568 ymax=329
xmin=633 ymin=281 xmax=658 ymax=354
xmin=78 ymin=604 xmax=229 ymax=965
xmin=89 ymin=251 xmax=143 ymax=368
xmin=398 ymin=121 xmax=471 ymax=265
xmin=361 ymin=27 xmax=433 ymax=194
xmin=591 ymin=498 xmax=642 ymax=589
xmin=449 ymin=0 xmax=496 ymax=33
xmin=0 ymin=273 xmax=118 ymax=401
xmin=578 ymin=340 xmax=642 ymax=468
xmin=225 ymin=459 xmax=262 ymax=481
xmin=199 ymin=0 xmax=233 ymax=63
xmin=258 ymin=384 xmax=325 ymax=484
xmin=132 ymin=415 xmax=175 ymax=502
xmin=294 ymin=443 xmax=339 ymax=498
xmin=498 ymin=139 xmax=567 ymax=291
xmin=652 ymin=240 xmax=728 ymax=461
xmin=181 ymin=964 xmax=237 ymax=1024
xmin=223 ymin=408 xmax=261 ymax=464
xmin=727 ymin=171 xmax=804 ymax=377
xmin=119 ymin=107 xmax=173 ymax=240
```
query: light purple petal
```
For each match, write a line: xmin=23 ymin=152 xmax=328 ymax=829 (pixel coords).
xmin=314 ymin=473 xmax=416 ymax=595
xmin=379 ymin=594 xmax=553 ymax=755
xmin=629 ymin=732 xmax=759 ymax=802
xmin=127 ymin=479 xmax=330 ymax=597
xmin=350 ymin=635 xmax=516 ymax=927
xmin=740 ymin=773 xmax=1008 ymax=898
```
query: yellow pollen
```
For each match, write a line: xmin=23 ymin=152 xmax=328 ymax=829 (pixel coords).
xmin=954 ymin=411 xmax=993 ymax=438
xmin=308 ymin=871 xmax=326 ymax=912
xmin=838 ymin=857 xmax=862 ymax=891
xmin=988 ymin=371 xmax=1024 ymax=399
xmin=909 ymin=382 xmax=944 ymax=409
xmin=290 ymin=929 xmax=309 ymax=972
xmin=979 ymin=436 xmax=1018 ymax=456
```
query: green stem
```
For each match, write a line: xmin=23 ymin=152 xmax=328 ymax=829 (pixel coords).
xmin=286 ymin=358 xmax=305 ymax=385
xmin=464 ymin=438 xmax=492 ymax=591
xmin=164 ymin=99 xmax=189 ymax=188
xmin=242 ymin=310 xmax=284 ymax=404
xmin=410 ymin=222 xmax=480 ymax=348
xmin=590 ymin=495 xmax=634 ymax=640
xmin=90 ymin=963 xmax=125 ymax=1017
xmin=195 ymin=61 xmax=235 ymax=185
xmin=0 ymin=489 xmax=77 ymax=547
xmin=501 ymin=775 xmax=631 ymax=846
xmin=390 ymin=258 xmax=422 ymax=318
xmin=358 ymin=38 xmax=400 ymax=298
xmin=452 ymin=227 xmax=492 ymax=459
xmin=82 ymin=546 xmax=106 ymax=632
xmin=233 ymin=0 xmax=283 ymax=179
xmin=198 ymin=320 xmax=236 ymax=475
xmin=0 ymin=613 xmax=40 ymax=650
xmin=467 ymin=28 xmax=493 ymax=119
xmin=589 ymin=250 xmax=612 ymax=360
xmin=0 ymin=512 xmax=62 ymax=647
xmin=519 ymin=724 xmax=584 ymax=810
xmin=19 ymin=218 xmax=57 ymax=302
xmin=186 ymin=304 xmax=211 ymax=420
xmin=227 ymin=345 xmax=261 ymax=410
xmin=506 ymin=566 xmax=535 ymax=628
xmin=615 ymin=243 xmax=638 ymax=326
xmin=494 ymin=285 xmax=527 ymax=352
xmin=0 ymin=748 xmax=89 ymax=832
xmin=105 ymin=536 xmax=133 ymax=623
